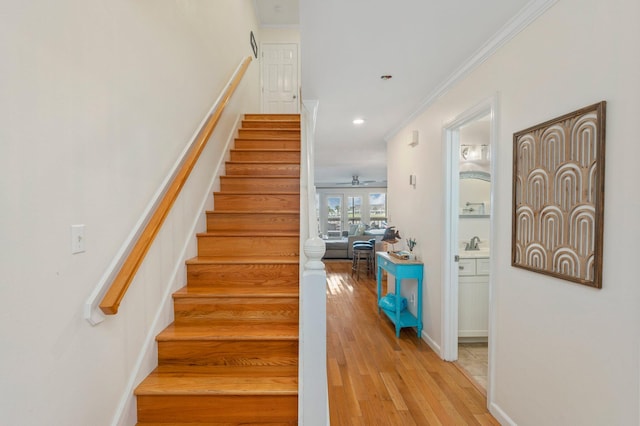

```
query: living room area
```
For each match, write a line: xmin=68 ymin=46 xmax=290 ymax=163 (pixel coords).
xmin=316 ymin=185 xmax=387 ymax=259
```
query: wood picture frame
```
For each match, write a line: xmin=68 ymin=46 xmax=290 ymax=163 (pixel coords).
xmin=511 ymin=101 xmax=606 ymax=288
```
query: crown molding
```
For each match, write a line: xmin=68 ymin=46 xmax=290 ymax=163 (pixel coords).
xmin=384 ymin=0 xmax=558 ymax=142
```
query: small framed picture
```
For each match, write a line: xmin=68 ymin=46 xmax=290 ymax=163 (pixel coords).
xmin=250 ymin=31 xmax=258 ymax=59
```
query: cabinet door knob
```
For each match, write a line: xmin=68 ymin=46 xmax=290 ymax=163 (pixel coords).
xmin=459 ymin=266 xmax=464 ymax=270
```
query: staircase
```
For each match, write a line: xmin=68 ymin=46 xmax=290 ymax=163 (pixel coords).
xmin=135 ymin=114 xmax=301 ymax=425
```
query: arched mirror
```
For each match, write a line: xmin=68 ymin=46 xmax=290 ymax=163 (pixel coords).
xmin=460 ymin=170 xmax=490 ymax=181
xmin=459 ymin=173 xmax=490 ymax=217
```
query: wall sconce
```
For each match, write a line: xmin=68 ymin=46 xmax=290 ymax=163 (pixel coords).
xmin=409 ymin=174 xmax=417 ymax=188
xmin=409 ymin=130 xmax=419 ymax=147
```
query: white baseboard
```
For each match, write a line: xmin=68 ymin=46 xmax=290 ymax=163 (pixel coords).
xmin=490 ymin=401 xmax=517 ymax=426
xmin=421 ymin=330 xmax=442 ymax=358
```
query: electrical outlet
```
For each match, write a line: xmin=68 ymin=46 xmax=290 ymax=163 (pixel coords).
xmin=410 ymin=293 xmax=415 ymax=306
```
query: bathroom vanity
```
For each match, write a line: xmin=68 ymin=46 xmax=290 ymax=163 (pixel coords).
xmin=458 ymin=168 xmax=491 ymax=340
xmin=458 ymin=253 xmax=489 ymax=339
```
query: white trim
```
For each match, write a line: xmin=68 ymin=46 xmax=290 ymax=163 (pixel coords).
xmin=385 ymin=0 xmax=558 ymax=141
xmin=302 ymin=99 xmax=319 ymax=134
xmin=83 ymin=59 xmax=249 ymax=325
xmin=421 ymin=330 xmax=442 ymax=358
xmin=441 ymin=95 xmax=498 ymax=405
xmin=441 ymin=125 xmax=459 ymax=362
xmin=110 ymin=115 xmax=242 ymax=426
xmin=490 ymin=401 xmax=518 ymax=426
xmin=486 ymin=94 xmax=500 ymax=412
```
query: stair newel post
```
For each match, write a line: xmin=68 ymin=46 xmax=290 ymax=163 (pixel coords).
xmin=299 ymin=100 xmax=329 ymax=425
xmin=300 ymin=238 xmax=328 ymax=426
xmin=303 ymin=236 xmax=325 ymax=271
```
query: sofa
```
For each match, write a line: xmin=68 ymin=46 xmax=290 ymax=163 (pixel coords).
xmin=322 ymin=226 xmax=386 ymax=259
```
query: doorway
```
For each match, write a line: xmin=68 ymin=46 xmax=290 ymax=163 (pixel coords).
xmin=261 ymin=43 xmax=299 ymax=114
xmin=442 ymin=97 xmax=496 ymax=399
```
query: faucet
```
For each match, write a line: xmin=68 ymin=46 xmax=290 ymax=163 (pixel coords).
xmin=465 ymin=236 xmax=481 ymax=251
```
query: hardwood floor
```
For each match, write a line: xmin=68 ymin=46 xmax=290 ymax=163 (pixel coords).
xmin=325 ymin=260 xmax=499 ymax=425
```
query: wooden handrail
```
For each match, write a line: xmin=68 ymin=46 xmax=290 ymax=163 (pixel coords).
xmin=99 ymin=56 xmax=252 ymax=315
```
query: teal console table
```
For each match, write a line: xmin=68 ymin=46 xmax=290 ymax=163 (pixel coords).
xmin=376 ymin=252 xmax=424 ymax=337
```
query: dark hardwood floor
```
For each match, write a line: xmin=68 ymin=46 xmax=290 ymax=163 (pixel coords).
xmin=325 ymin=260 xmax=499 ymax=425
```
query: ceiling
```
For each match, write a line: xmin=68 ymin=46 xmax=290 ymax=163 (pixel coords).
xmin=255 ymin=0 xmax=532 ymax=186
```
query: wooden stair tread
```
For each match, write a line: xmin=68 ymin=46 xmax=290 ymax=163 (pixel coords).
xmin=242 ymin=119 xmax=300 ymax=124
xmin=241 ymin=125 xmax=300 ymax=131
xmin=136 ymin=368 xmax=297 ymax=396
xmin=157 ymin=323 xmax=299 ymax=341
xmin=244 ymin=113 xmax=300 ymax=118
xmin=220 ymin=175 xmax=299 ymax=177
xmin=206 ymin=210 xmax=299 ymax=215
xmin=226 ymin=161 xmax=300 ymax=165
xmin=186 ymin=256 xmax=299 ymax=265
xmin=234 ymin=136 xmax=300 ymax=140
xmin=213 ymin=191 xmax=300 ymax=195
xmin=239 ymin=127 xmax=299 ymax=130
xmin=197 ymin=231 xmax=299 ymax=237
xmin=137 ymin=423 xmax=296 ymax=426
xmin=154 ymin=364 xmax=298 ymax=376
xmin=173 ymin=287 xmax=298 ymax=298
xmin=231 ymin=148 xmax=300 ymax=152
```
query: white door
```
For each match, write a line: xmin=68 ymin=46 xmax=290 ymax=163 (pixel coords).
xmin=261 ymin=43 xmax=299 ymax=114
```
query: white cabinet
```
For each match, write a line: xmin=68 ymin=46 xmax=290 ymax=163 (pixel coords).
xmin=458 ymin=257 xmax=489 ymax=338
xmin=458 ymin=258 xmax=477 ymax=276
xmin=476 ymin=258 xmax=490 ymax=275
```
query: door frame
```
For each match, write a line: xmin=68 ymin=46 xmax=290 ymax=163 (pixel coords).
xmin=441 ymin=95 xmax=498 ymax=402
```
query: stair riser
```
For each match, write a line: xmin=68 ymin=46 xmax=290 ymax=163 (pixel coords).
xmin=207 ymin=213 xmax=300 ymax=233
xmin=238 ymin=129 xmax=300 ymax=139
xmin=220 ymin=177 xmax=300 ymax=193
xmin=230 ymin=150 xmax=300 ymax=163
xmin=245 ymin=113 xmax=299 ymax=121
xmin=242 ymin=120 xmax=300 ymax=129
xmin=137 ymin=394 xmax=297 ymax=423
xmin=186 ymin=263 xmax=299 ymax=288
xmin=235 ymin=139 xmax=300 ymax=150
xmin=213 ymin=193 xmax=300 ymax=211
xmin=197 ymin=236 xmax=299 ymax=257
xmin=225 ymin=162 xmax=300 ymax=176
xmin=158 ymin=340 xmax=299 ymax=367
xmin=173 ymin=298 xmax=299 ymax=324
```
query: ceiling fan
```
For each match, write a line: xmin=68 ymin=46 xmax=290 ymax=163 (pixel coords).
xmin=335 ymin=175 xmax=379 ymax=186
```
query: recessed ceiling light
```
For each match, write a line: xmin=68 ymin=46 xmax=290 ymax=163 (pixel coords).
xmin=353 ymin=118 xmax=365 ymax=125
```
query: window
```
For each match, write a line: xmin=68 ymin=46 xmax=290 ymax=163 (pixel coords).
xmin=368 ymin=193 xmax=387 ymax=228
xmin=317 ymin=188 xmax=387 ymax=237
xmin=326 ymin=195 xmax=343 ymax=237
xmin=347 ymin=196 xmax=362 ymax=226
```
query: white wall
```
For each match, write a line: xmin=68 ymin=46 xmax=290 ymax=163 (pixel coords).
xmin=387 ymin=0 xmax=640 ymax=424
xmin=0 ymin=1 xmax=260 ymax=424
xmin=260 ymin=27 xmax=301 ymax=44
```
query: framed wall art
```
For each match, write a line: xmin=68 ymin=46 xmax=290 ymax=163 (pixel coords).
xmin=512 ymin=101 xmax=606 ymax=288
xmin=250 ymin=31 xmax=258 ymax=58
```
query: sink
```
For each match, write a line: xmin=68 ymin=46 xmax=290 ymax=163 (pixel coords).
xmin=460 ymin=248 xmax=490 ymax=258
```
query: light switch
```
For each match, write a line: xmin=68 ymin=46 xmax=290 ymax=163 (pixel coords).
xmin=71 ymin=224 xmax=85 ymax=254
